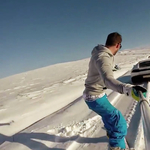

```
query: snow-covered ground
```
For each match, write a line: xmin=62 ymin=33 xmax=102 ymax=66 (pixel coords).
xmin=0 ymin=48 xmax=150 ymax=150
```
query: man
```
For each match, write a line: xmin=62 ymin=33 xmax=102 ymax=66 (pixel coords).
xmin=83 ymin=32 xmax=147 ymax=150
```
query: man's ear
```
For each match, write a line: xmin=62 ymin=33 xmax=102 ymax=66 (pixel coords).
xmin=116 ymin=43 xmax=120 ymax=49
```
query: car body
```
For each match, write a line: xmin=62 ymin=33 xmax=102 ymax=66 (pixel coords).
xmin=131 ymin=59 xmax=150 ymax=84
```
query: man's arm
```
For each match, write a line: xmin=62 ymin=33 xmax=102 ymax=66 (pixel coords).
xmin=95 ymin=54 xmax=126 ymax=94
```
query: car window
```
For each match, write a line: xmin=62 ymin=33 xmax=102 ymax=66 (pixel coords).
xmin=139 ymin=61 xmax=150 ymax=68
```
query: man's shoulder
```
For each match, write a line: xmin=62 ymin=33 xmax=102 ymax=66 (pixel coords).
xmin=98 ymin=51 xmax=112 ymax=57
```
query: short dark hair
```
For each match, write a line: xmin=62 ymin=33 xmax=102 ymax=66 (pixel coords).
xmin=105 ymin=32 xmax=122 ymax=46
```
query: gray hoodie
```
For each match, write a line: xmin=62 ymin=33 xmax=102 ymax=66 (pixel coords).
xmin=83 ymin=45 xmax=127 ymax=96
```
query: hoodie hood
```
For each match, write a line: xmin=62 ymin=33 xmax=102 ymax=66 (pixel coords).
xmin=91 ymin=44 xmax=113 ymax=56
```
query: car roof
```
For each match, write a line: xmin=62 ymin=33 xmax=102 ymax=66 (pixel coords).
xmin=138 ymin=58 xmax=150 ymax=64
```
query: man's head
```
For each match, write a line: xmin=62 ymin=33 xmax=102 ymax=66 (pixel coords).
xmin=105 ymin=32 xmax=122 ymax=55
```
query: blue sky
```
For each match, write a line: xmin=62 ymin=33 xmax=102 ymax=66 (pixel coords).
xmin=0 ymin=0 xmax=150 ymax=78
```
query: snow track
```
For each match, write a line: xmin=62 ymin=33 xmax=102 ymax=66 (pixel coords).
xmin=0 ymin=91 xmax=141 ymax=150
xmin=1 ymin=76 xmax=145 ymax=150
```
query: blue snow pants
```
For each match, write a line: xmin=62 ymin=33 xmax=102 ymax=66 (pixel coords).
xmin=85 ymin=94 xmax=127 ymax=149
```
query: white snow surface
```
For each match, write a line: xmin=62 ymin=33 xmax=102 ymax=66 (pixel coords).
xmin=0 ymin=48 xmax=150 ymax=150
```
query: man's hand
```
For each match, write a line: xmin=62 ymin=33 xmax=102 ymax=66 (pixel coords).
xmin=123 ymin=84 xmax=147 ymax=101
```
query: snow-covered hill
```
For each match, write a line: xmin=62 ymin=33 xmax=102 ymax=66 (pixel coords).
xmin=0 ymin=48 xmax=150 ymax=150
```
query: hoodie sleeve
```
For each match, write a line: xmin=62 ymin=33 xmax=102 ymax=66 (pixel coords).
xmin=95 ymin=53 xmax=126 ymax=94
